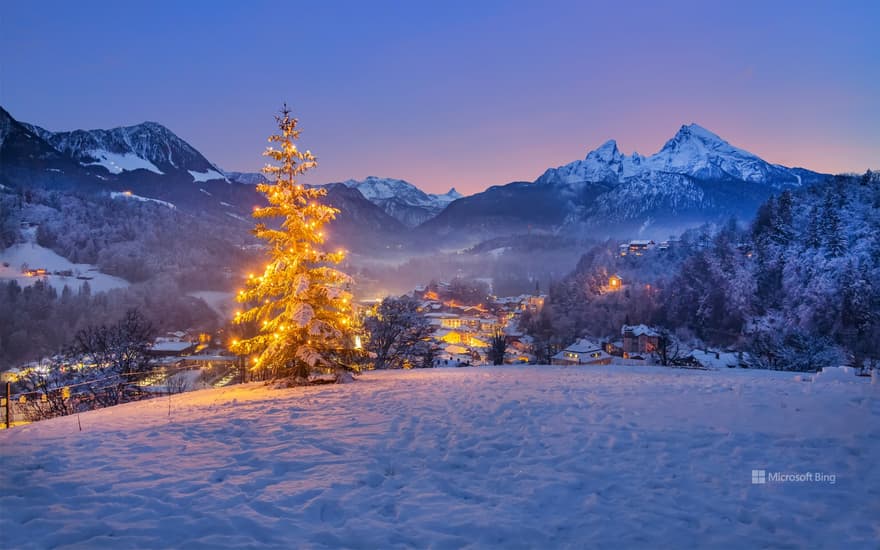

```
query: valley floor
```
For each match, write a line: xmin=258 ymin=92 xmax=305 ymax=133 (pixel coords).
xmin=1 ymin=366 xmax=877 ymax=548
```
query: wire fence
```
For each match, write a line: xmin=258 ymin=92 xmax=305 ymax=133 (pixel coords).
xmin=2 ymin=359 xmax=247 ymax=429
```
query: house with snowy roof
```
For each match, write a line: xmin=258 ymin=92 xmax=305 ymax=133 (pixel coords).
xmin=551 ymin=339 xmax=613 ymax=366
xmin=628 ymin=240 xmax=655 ymax=255
xmin=621 ymin=324 xmax=661 ymax=355
xmin=148 ymin=338 xmax=196 ymax=357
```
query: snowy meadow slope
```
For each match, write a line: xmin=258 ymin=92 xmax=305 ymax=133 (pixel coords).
xmin=1 ymin=366 xmax=877 ymax=548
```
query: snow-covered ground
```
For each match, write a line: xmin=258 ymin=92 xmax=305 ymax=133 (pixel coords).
xmin=1 ymin=366 xmax=877 ymax=548
xmin=110 ymin=191 xmax=176 ymax=209
xmin=84 ymin=150 xmax=164 ymax=175
xmin=189 ymin=169 xmax=227 ymax=183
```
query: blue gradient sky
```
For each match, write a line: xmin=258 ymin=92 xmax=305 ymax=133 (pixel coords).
xmin=2 ymin=0 xmax=877 ymax=194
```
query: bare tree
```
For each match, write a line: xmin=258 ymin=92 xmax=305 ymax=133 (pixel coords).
xmin=364 ymin=296 xmax=433 ymax=369
xmin=488 ymin=329 xmax=507 ymax=365
xmin=69 ymin=308 xmax=155 ymax=406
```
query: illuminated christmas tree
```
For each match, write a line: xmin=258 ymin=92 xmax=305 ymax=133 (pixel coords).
xmin=231 ymin=105 xmax=354 ymax=383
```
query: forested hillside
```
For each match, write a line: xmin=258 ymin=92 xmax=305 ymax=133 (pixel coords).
xmin=1 ymin=189 xmax=257 ymax=286
xmin=526 ymin=171 xmax=880 ymax=370
xmin=0 ymin=187 xmax=261 ymax=367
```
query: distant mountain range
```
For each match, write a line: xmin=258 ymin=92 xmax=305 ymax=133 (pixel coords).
xmin=0 ymin=106 xmax=829 ymax=252
xmin=419 ymin=124 xmax=826 ymax=244
xmin=341 ymin=177 xmax=461 ymax=227
xmin=221 ymin=173 xmax=462 ymax=228
xmin=0 ymin=107 xmax=410 ymax=252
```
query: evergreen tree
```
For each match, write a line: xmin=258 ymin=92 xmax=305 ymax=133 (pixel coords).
xmin=231 ymin=106 xmax=354 ymax=383
xmin=771 ymin=191 xmax=794 ymax=246
xmin=823 ymin=189 xmax=846 ymax=257
xmin=805 ymin=205 xmax=821 ymax=249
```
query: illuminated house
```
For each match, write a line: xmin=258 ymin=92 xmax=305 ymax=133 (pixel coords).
xmin=628 ymin=240 xmax=655 ymax=255
xmin=621 ymin=324 xmax=660 ymax=355
xmin=148 ymin=339 xmax=196 ymax=357
xmin=551 ymin=339 xmax=613 ymax=366
xmin=435 ymin=329 xmax=462 ymax=345
xmin=608 ymin=274 xmax=623 ymax=291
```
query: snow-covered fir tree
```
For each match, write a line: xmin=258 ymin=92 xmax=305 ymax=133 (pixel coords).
xmin=231 ymin=106 xmax=354 ymax=383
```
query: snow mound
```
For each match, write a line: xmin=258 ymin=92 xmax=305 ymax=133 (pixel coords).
xmin=84 ymin=149 xmax=164 ymax=175
xmin=1 ymin=366 xmax=876 ymax=548
xmin=110 ymin=191 xmax=175 ymax=209
xmin=813 ymin=366 xmax=862 ymax=384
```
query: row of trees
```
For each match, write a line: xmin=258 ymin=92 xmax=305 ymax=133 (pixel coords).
xmin=0 ymin=277 xmax=218 ymax=369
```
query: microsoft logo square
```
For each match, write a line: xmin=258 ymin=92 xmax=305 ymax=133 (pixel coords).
xmin=752 ymin=469 xmax=766 ymax=484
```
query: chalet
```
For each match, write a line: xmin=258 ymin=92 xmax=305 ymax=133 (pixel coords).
xmin=425 ymin=312 xmax=458 ymax=327
xmin=628 ymin=240 xmax=655 ymax=255
xmin=621 ymin=324 xmax=661 ymax=355
xmin=551 ymin=339 xmax=613 ymax=366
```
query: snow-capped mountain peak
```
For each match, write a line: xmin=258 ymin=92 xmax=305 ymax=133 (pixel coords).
xmin=648 ymin=123 xmax=796 ymax=184
xmin=436 ymin=187 xmax=463 ymax=204
xmin=343 ymin=176 xmax=461 ymax=208
xmin=23 ymin=120 xmax=226 ymax=181
xmin=585 ymin=139 xmax=623 ymax=163
xmin=537 ymin=123 xmax=804 ymax=187
xmin=536 ymin=139 xmax=633 ymax=185
xmin=340 ymin=176 xmax=463 ymax=227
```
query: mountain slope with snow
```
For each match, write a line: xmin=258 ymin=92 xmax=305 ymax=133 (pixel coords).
xmin=23 ymin=120 xmax=227 ymax=182
xmin=223 ymin=170 xmax=269 ymax=185
xmin=537 ymin=124 xmax=813 ymax=188
xmin=425 ymin=123 xmax=828 ymax=243
xmin=3 ymin=105 xmax=832 ymax=249
xmin=2 ymin=107 xmax=407 ymax=254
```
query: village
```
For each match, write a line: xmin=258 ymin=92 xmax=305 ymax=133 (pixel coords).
xmin=0 ymin=236 xmax=736 ymax=397
xmin=0 ymin=236 xmax=740 ymax=387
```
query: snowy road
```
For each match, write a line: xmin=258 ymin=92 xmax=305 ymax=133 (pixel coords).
xmin=1 ymin=366 xmax=877 ymax=548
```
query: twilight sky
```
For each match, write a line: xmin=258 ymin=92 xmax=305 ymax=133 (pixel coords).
xmin=1 ymin=0 xmax=877 ymax=194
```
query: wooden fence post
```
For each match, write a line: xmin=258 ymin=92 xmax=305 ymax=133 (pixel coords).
xmin=5 ymin=381 xmax=11 ymax=429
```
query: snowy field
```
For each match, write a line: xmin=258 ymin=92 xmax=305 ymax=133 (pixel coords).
xmin=0 ymin=241 xmax=129 ymax=294
xmin=1 ymin=366 xmax=877 ymax=548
